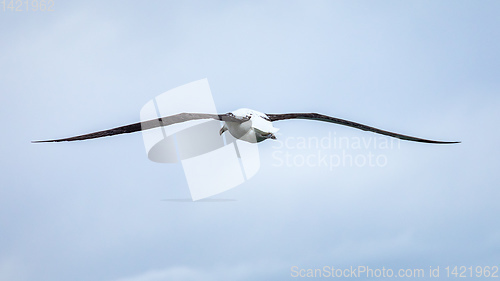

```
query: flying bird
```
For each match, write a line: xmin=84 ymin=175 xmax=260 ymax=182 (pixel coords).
xmin=32 ymin=108 xmax=460 ymax=144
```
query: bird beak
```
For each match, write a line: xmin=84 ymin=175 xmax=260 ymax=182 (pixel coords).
xmin=270 ymin=134 xmax=277 ymax=140
xmin=219 ymin=126 xmax=227 ymax=135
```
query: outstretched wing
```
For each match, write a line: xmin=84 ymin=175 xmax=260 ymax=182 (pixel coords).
xmin=266 ymin=113 xmax=460 ymax=144
xmin=32 ymin=113 xmax=246 ymax=143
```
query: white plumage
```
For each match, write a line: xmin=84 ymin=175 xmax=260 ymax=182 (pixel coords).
xmin=219 ymin=108 xmax=279 ymax=143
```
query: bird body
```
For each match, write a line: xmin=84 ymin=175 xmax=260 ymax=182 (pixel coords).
xmin=220 ymin=108 xmax=279 ymax=143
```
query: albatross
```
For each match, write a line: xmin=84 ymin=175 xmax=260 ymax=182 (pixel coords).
xmin=32 ymin=108 xmax=460 ymax=144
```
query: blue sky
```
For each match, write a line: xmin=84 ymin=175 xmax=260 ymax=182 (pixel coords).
xmin=1 ymin=1 xmax=499 ymax=280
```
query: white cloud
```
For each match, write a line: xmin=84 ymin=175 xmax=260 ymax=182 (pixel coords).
xmin=113 ymin=267 xmax=206 ymax=281
xmin=111 ymin=260 xmax=284 ymax=281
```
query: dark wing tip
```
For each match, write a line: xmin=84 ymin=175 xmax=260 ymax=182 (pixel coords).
xmin=31 ymin=139 xmax=70 ymax=143
xmin=422 ymin=140 xmax=461 ymax=144
xmin=441 ymin=141 xmax=461 ymax=144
